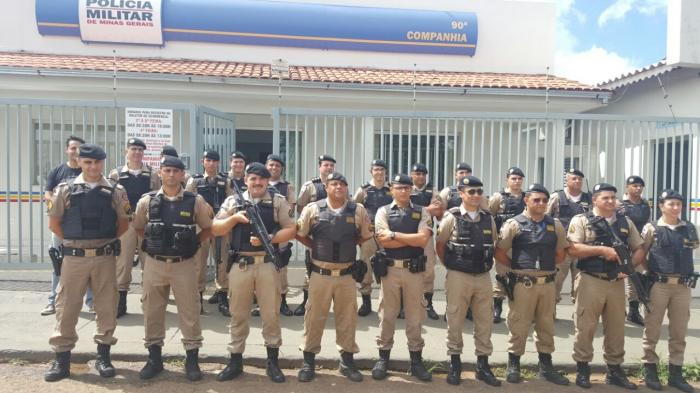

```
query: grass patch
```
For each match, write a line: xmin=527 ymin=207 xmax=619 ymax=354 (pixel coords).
xmin=425 ymin=360 xmax=447 ymax=374
xmin=164 ymin=358 xmax=185 ymax=368
xmin=491 ymin=366 xmax=539 ymax=380
xmin=6 ymin=358 xmax=29 ymax=366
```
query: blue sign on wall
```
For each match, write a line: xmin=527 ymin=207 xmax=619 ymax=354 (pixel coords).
xmin=35 ymin=0 xmax=478 ymax=56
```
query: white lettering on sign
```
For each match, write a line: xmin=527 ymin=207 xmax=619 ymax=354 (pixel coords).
xmin=79 ymin=0 xmax=163 ymax=45
xmin=125 ymin=108 xmax=173 ymax=169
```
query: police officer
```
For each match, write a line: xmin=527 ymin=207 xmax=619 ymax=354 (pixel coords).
xmin=109 ymin=137 xmax=161 ymax=318
xmin=410 ymin=163 xmax=442 ymax=320
xmin=44 ymin=144 xmax=130 ymax=382
xmin=186 ymin=150 xmax=232 ymax=316
xmin=489 ymin=166 xmax=526 ymax=323
xmin=567 ymin=183 xmax=645 ymax=389
xmin=160 ymin=145 xmax=191 ymax=186
xmin=132 ymin=156 xmax=213 ymax=381
xmin=228 ymin=151 xmax=247 ymax=192
xmin=296 ymin=172 xmax=372 ymax=383
xmin=354 ymin=159 xmax=393 ymax=317
xmin=494 ymin=184 xmax=570 ymax=386
xmin=294 ymin=154 xmax=337 ymax=316
xmin=266 ymin=154 xmax=296 ymax=316
xmin=437 ymin=162 xmax=473 ymax=212
xmin=618 ymin=175 xmax=651 ymax=326
xmin=637 ymin=190 xmax=698 ymax=392
xmin=436 ymin=176 xmax=501 ymax=387
xmin=548 ymin=168 xmax=591 ymax=307
xmin=213 ymin=163 xmax=296 ymax=383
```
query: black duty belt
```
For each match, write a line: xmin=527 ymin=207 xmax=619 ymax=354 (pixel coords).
xmin=583 ymin=271 xmax=624 ymax=282
xmin=310 ymin=263 xmax=353 ymax=277
xmin=515 ymin=273 xmax=556 ymax=287
xmin=387 ymin=258 xmax=417 ymax=268
xmin=151 ymin=255 xmax=185 ymax=263
xmin=651 ymin=274 xmax=698 ymax=288
xmin=63 ymin=242 xmax=118 ymax=257
xmin=236 ymin=255 xmax=274 ymax=265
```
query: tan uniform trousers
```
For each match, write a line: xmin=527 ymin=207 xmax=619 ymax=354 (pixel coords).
xmin=301 ymin=262 xmax=360 ymax=354
xmin=377 ymin=264 xmax=426 ymax=352
xmin=227 ymin=260 xmax=281 ymax=353
xmin=445 ymin=270 xmax=494 ymax=356
xmin=142 ymin=256 xmax=202 ymax=350
xmin=507 ymin=274 xmax=557 ymax=356
xmin=555 ymin=254 xmax=579 ymax=303
xmin=194 ymin=236 xmax=229 ymax=293
xmin=492 ymin=262 xmax=510 ymax=299
xmin=624 ymin=265 xmax=645 ymax=302
xmin=423 ymin=237 xmax=437 ymax=293
xmin=572 ymin=273 xmax=626 ymax=364
xmin=116 ymin=224 xmax=142 ymax=291
xmin=359 ymin=236 xmax=377 ymax=296
xmin=49 ymin=255 xmax=118 ymax=352
xmin=642 ymin=281 xmax=692 ymax=365
xmin=279 ymin=266 xmax=289 ymax=295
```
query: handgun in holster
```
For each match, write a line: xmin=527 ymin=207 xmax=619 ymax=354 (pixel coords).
xmin=49 ymin=246 xmax=63 ymax=276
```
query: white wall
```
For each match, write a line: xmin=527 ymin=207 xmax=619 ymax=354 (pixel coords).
xmin=667 ymin=0 xmax=700 ymax=67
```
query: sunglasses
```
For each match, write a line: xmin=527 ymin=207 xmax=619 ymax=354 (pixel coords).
xmin=464 ymin=188 xmax=484 ymax=195
xmin=530 ymin=197 xmax=549 ymax=204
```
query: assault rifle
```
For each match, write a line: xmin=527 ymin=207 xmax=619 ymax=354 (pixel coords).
xmin=231 ymin=181 xmax=281 ymax=271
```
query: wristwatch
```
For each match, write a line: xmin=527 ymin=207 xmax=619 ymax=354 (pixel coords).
xmin=390 ymin=231 xmax=396 ymax=240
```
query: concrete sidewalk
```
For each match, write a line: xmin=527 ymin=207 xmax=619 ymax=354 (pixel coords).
xmin=2 ymin=266 xmax=700 ymax=372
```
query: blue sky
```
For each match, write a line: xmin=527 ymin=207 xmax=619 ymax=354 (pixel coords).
xmin=554 ymin=0 xmax=668 ymax=85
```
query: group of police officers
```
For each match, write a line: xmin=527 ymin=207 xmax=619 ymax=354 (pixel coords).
xmin=43 ymin=136 xmax=698 ymax=393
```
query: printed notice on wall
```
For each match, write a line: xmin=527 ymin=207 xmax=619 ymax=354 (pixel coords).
xmin=125 ymin=107 xmax=172 ymax=169
xmin=79 ymin=0 xmax=163 ymax=45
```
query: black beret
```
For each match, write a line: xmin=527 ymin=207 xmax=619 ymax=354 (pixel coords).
xmin=507 ymin=166 xmax=525 ymax=178
xmin=567 ymin=168 xmax=585 ymax=178
xmin=626 ymin=175 xmax=645 ymax=187
xmin=318 ymin=154 xmax=336 ymax=164
xmin=391 ymin=174 xmax=412 ymax=186
xmin=411 ymin=163 xmax=428 ymax=173
xmin=78 ymin=144 xmax=106 ymax=160
xmin=592 ymin=182 xmax=617 ymax=194
xmin=230 ymin=151 xmax=247 ymax=161
xmin=245 ymin=162 xmax=271 ymax=178
xmin=457 ymin=175 xmax=483 ymax=189
xmin=160 ymin=156 xmax=185 ymax=170
xmin=456 ymin=162 xmax=472 ymax=172
xmin=525 ymin=183 xmax=550 ymax=198
xmin=266 ymin=154 xmax=285 ymax=166
xmin=326 ymin=172 xmax=348 ymax=185
xmin=161 ymin=145 xmax=178 ymax=157
xmin=203 ymin=150 xmax=220 ymax=161
xmin=658 ymin=189 xmax=683 ymax=203
xmin=371 ymin=159 xmax=387 ymax=169
xmin=127 ymin=137 xmax=146 ymax=149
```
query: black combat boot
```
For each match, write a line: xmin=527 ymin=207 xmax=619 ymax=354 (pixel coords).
xmin=297 ymin=351 xmax=315 ymax=382
xmin=446 ymin=355 xmax=462 ymax=385
xmin=217 ymin=353 xmax=243 ymax=381
xmin=626 ymin=301 xmax=644 ymax=326
xmin=668 ymin=364 xmax=694 ymax=393
xmin=139 ymin=345 xmax=164 ymax=380
xmin=506 ymin=352 xmax=521 ymax=383
xmin=538 ymin=352 xmax=569 ymax=385
xmin=280 ymin=294 xmax=293 ymax=316
xmin=44 ymin=351 xmax=71 ymax=382
xmin=358 ymin=294 xmax=372 ymax=317
xmin=643 ymin=363 xmax=662 ymax=391
xmin=293 ymin=289 xmax=308 ymax=316
xmin=605 ymin=364 xmax=637 ymax=390
xmin=476 ymin=355 xmax=501 ymax=386
xmin=208 ymin=290 xmax=220 ymax=304
xmin=217 ymin=291 xmax=231 ymax=317
xmin=184 ymin=348 xmax=202 ymax=381
xmin=493 ymin=298 xmax=503 ymax=323
xmin=266 ymin=347 xmax=285 ymax=383
xmin=466 ymin=307 xmax=473 ymax=321
xmin=372 ymin=349 xmax=390 ymax=380
xmin=425 ymin=293 xmax=439 ymax=320
xmin=95 ymin=344 xmax=116 ymax=378
xmin=409 ymin=351 xmax=432 ymax=381
xmin=576 ymin=361 xmax=592 ymax=389
xmin=339 ymin=352 xmax=363 ymax=382
xmin=117 ymin=290 xmax=127 ymax=318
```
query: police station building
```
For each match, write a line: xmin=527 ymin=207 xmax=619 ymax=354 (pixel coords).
xmin=1 ymin=0 xmax=700 ymax=270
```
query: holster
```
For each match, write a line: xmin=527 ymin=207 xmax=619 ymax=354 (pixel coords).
xmin=495 ymin=272 xmax=516 ymax=301
xmin=279 ymin=244 xmax=293 ymax=268
xmin=408 ymin=255 xmax=427 ymax=273
xmin=304 ymin=249 xmax=312 ymax=276
xmin=371 ymin=250 xmax=388 ymax=283
xmin=49 ymin=247 xmax=63 ymax=276
xmin=351 ymin=259 xmax=368 ymax=283
xmin=226 ymin=250 xmax=239 ymax=274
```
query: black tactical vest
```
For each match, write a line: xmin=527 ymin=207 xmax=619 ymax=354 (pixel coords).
xmin=142 ymin=192 xmax=199 ymax=258
xmin=648 ymin=223 xmax=698 ymax=275
xmin=230 ymin=177 xmax=247 ymax=192
xmin=444 ymin=208 xmax=494 ymax=273
xmin=269 ymin=181 xmax=290 ymax=198
xmin=556 ymin=190 xmax=591 ymax=229
xmin=511 ymin=214 xmax=557 ymax=271
xmin=361 ymin=182 xmax=393 ymax=221
xmin=410 ymin=183 xmax=433 ymax=207
xmin=61 ymin=181 xmax=118 ymax=240
xmin=118 ymin=168 xmax=152 ymax=208
xmin=311 ymin=178 xmax=327 ymax=201
xmin=384 ymin=205 xmax=424 ymax=260
xmin=229 ymin=191 xmax=278 ymax=253
xmin=577 ymin=212 xmax=630 ymax=274
xmin=193 ymin=173 xmax=228 ymax=213
xmin=495 ymin=190 xmax=526 ymax=230
xmin=446 ymin=186 xmax=462 ymax=209
xmin=621 ymin=199 xmax=651 ymax=233
xmin=310 ymin=200 xmax=358 ymax=263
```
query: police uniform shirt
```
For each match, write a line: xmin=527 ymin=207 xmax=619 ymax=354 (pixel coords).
xmin=47 ymin=173 xmax=131 ymax=249
xmin=566 ymin=213 xmax=644 ymax=250
xmin=496 ymin=210 xmax=568 ymax=272
xmin=488 ymin=188 xmax=524 ymax=215
xmin=374 ymin=201 xmax=433 ymax=239
xmin=108 ymin=163 xmax=161 ymax=190
xmin=297 ymin=200 xmax=372 ymax=241
xmin=352 ymin=179 xmax=391 ymax=205
xmin=640 ymin=217 xmax=700 ymax=259
xmin=270 ymin=180 xmax=297 ymax=205
xmin=619 ymin=194 xmax=651 ymax=230
xmin=297 ymin=178 xmax=326 ymax=209
xmin=411 ymin=183 xmax=439 ymax=205
xmin=546 ymin=189 xmax=583 ymax=217
xmin=436 ymin=205 xmax=498 ymax=246
xmin=185 ymin=173 xmax=233 ymax=203
xmin=132 ymin=188 xmax=214 ymax=237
